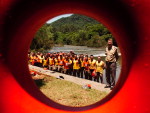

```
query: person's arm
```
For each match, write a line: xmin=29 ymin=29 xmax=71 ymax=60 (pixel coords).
xmin=115 ymin=49 xmax=119 ymax=61
xmin=105 ymin=49 xmax=107 ymax=55
xmin=103 ymin=62 xmax=106 ymax=69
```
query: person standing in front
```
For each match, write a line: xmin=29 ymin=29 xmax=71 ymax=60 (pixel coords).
xmin=83 ymin=56 xmax=90 ymax=80
xmin=95 ymin=56 xmax=105 ymax=83
xmin=79 ymin=55 xmax=85 ymax=78
xmin=73 ymin=55 xmax=80 ymax=77
xmin=64 ymin=55 xmax=71 ymax=74
xmin=105 ymin=39 xmax=119 ymax=89
xmin=89 ymin=55 xmax=96 ymax=80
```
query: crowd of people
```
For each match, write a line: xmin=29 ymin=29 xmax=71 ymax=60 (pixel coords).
xmin=28 ymin=51 xmax=105 ymax=83
xmin=28 ymin=39 xmax=119 ymax=89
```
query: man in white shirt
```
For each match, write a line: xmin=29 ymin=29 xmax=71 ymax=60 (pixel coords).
xmin=105 ymin=39 xmax=119 ymax=90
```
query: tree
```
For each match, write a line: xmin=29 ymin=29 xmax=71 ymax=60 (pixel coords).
xmin=31 ymin=14 xmax=117 ymax=49
xmin=30 ymin=24 xmax=54 ymax=52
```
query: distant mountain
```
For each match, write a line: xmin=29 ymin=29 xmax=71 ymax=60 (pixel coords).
xmin=31 ymin=14 xmax=114 ymax=51
xmin=50 ymin=14 xmax=99 ymax=29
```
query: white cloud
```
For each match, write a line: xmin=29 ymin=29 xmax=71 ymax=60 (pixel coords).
xmin=46 ymin=14 xmax=73 ymax=24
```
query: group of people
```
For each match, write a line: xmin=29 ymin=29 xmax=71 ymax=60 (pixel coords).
xmin=28 ymin=39 xmax=119 ymax=89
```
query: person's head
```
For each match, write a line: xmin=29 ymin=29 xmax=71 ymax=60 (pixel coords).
xmin=85 ymin=54 xmax=88 ymax=58
xmin=37 ymin=52 xmax=40 ymax=55
xmin=45 ymin=57 xmax=47 ymax=60
xmin=62 ymin=52 xmax=65 ymax=56
xmin=80 ymin=54 xmax=84 ymax=58
xmin=90 ymin=55 xmax=94 ymax=60
xmin=69 ymin=55 xmax=72 ymax=60
xmin=65 ymin=55 xmax=68 ymax=60
xmin=80 ymin=56 xmax=84 ymax=60
xmin=50 ymin=54 xmax=53 ymax=58
xmin=41 ymin=53 xmax=44 ymax=57
xmin=84 ymin=56 xmax=88 ymax=61
xmin=70 ymin=51 xmax=74 ymax=55
xmin=47 ymin=53 xmax=50 ymax=57
xmin=98 ymin=56 xmax=101 ymax=62
xmin=53 ymin=53 xmax=56 ymax=58
xmin=78 ymin=54 xmax=81 ymax=58
xmin=72 ymin=54 xmax=74 ymax=58
xmin=74 ymin=54 xmax=77 ymax=60
xmin=60 ymin=55 xmax=62 ymax=59
xmin=68 ymin=54 xmax=70 ymax=58
xmin=67 ymin=52 xmax=70 ymax=56
xmin=55 ymin=55 xmax=58 ymax=59
xmin=107 ymin=39 xmax=113 ymax=48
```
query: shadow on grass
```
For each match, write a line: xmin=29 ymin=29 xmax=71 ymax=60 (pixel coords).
xmin=34 ymin=79 xmax=46 ymax=88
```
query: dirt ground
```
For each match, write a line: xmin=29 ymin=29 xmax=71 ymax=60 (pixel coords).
xmin=29 ymin=65 xmax=111 ymax=93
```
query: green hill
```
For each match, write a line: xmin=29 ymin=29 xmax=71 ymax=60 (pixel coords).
xmin=50 ymin=14 xmax=99 ymax=29
xmin=31 ymin=14 xmax=114 ymax=52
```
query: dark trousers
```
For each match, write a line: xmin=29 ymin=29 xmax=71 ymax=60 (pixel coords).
xmin=89 ymin=69 xmax=94 ymax=80
xmin=73 ymin=69 xmax=80 ymax=77
xmin=38 ymin=63 xmax=42 ymax=67
xmin=34 ymin=62 xmax=39 ymax=66
xmin=64 ymin=69 xmax=70 ymax=74
xmin=80 ymin=67 xmax=84 ymax=78
xmin=84 ymin=70 xmax=89 ymax=79
xmin=105 ymin=62 xmax=116 ymax=86
xmin=69 ymin=68 xmax=73 ymax=75
xmin=94 ymin=72 xmax=103 ymax=83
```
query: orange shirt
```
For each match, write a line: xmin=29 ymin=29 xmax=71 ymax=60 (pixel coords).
xmin=37 ymin=57 xmax=41 ymax=63
xmin=64 ymin=60 xmax=70 ymax=69
xmin=58 ymin=59 xmax=64 ymax=66
xmin=34 ymin=57 xmax=39 ymax=62
xmin=83 ymin=61 xmax=89 ymax=70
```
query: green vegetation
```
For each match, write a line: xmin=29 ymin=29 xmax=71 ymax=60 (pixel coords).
xmin=30 ymin=24 xmax=54 ymax=52
xmin=35 ymin=75 xmax=108 ymax=107
xmin=30 ymin=14 xmax=116 ymax=51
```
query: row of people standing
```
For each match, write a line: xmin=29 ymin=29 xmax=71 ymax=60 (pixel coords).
xmin=28 ymin=52 xmax=105 ymax=83
xmin=29 ymin=39 xmax=119 ymax=89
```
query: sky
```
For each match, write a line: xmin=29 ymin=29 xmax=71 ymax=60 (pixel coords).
xmin=46 ymin=14 xmax=73 ymax=24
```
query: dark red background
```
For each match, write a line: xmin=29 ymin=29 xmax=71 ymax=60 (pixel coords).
xmin=0 ymin=0 xmax=150 ymax=112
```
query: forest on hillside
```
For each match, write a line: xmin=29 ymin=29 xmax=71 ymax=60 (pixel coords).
xmin=30 ymin=14 xmax=115 ymax=52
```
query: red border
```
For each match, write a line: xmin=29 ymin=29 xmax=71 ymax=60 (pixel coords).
xmin=1 ymin=0 xmax=149 ymax=112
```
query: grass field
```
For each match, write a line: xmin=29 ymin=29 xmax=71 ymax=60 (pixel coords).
xmin=34 ymin=75 xmax=108 ymax=107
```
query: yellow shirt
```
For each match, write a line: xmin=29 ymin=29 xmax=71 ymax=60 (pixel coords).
xmin=30 ymin=56 xmax=33 ymax=63
xmin=80 ymin=60 xmax=84 ymax=67
xmin=39 ymin=56 xmax=44 ymax=63
xmin=89 ymin=59 xmax=96 ymax=70
xmin=55 ymin=58 xmax=59 ymax=66
xmin=73 ymin=60 xmax=80 ymax=70
xmin=69 ymin=59 xmax=73 ymax=64
xmin=43 ymin=60 xmax=48 ymax=66
xmin=96 ymin=61 xmax=105 ymax=73
xmin=49 ymin=58 xmax=54 ymax=65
